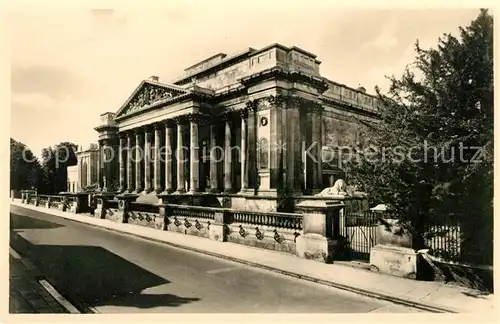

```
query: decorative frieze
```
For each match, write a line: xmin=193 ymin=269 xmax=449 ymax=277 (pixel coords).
xmin=124 ymin=85 xmax=180 ymax=115
xmin=245 ymin=94 xmax=324 ymax=114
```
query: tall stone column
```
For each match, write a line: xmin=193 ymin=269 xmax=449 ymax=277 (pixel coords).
xmin=314 ymin=108 xmax=323 ymax=189
xmin=286 ymin=99 xmax=301 ymax=194
xmin=189 ymin=114 xmax=200 ymax=193
xmin=209 ymin=123 xmax=219 ymax=192
xmin=153 ymin=124 xmax=162 ymax=193
xmin=126 ymin=132 xmax=134 ymax=192
xmin=87 ymin=156 xmax=92 ymax=189
xmin=134 ymin=130 xmax=142 ymax=193
xmin=102 ymin=141 xmax=108 ymax=192
xmin=239 ymin=109 xmax=248 ymax=193
xmin=176 ymin=118 xmax=186 ymax=193
xmin=307 ymin=104 xmax=323 ymax=193
xmin=163 ymin=120 xmax=174 ymax=193
xmin=246 ymin=102 xmax=257 ymax=192
xmin=223 ymin=114 xmax=232 ymax=192
xmin=77 ymin=157 xmax=82 ymax=191
xmin=96 ymin=143 xmax=101 ymax=191
xmin=119 ymin=134 xmax=126 ymax=192
xmin=269 ymin=98 xmax=284 ymax=191
xmin=143 ymin=127 xmax=152 ymax=193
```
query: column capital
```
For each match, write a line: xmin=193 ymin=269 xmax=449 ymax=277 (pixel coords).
xmin=221 ymin=111 xmax=237 ymax=123
xmin=143 ymin=124 xmax=153 ymax=133
xmin=162 ymin=119 xmax=176 ymax=128
xmin=245 ymin=99 xmax=259 ymax=112
xmin=174 ymin=115 xmax=188 ymax=125
xmin=133 ymin=128 xmax=142 ymax=136
xmin=239 ymin=108 xmax=249 ymax=119
xmin=152 ymin=122 xmax=162 ymax=130
xmin=187 ymin=113 xmax=201 ymax=123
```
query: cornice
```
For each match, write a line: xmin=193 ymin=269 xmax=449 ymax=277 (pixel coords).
xmin=239 ymin=67 xmax=328 ymax=93
xmin=94 ymin=124 xmax=118 ymax=132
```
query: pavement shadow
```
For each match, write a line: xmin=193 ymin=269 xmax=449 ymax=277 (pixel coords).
xmin=10 ymin=231 xmax=200 ymax=309
xmin=102 ymin=293 xmax=201 ymax=309
xmin=10 ymin=213 xmax=65 ymax=231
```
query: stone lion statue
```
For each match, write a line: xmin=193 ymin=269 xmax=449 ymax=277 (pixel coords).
xmin=316 ymin=179 xmax=349 ymax=197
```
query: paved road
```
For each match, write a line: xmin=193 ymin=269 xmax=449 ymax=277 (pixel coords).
xmin=10 ymin=205 xmax=423 ymax=313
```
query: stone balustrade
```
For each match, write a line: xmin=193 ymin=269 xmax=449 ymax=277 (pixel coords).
xmin=21 ymin=192 xmax=346 ymax=262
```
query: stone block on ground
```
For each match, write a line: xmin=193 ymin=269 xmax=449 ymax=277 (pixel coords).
xmin=370 ymin=244 xmax=417 ymax=279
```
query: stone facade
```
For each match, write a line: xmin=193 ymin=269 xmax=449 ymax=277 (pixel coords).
xmin=66 ymin=165 xmax=78 ymax=192
xmin=94 ymin=43 xmax=380 ymax=208
xmin=76 ymin=144 xmax=100 ymax=191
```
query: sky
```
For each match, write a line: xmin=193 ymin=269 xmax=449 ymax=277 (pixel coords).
xmin=8 ymin=4 xmax=482 ymax=158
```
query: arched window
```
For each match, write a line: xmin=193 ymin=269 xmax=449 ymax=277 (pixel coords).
xmin=257 ymin=137 xmax=269 ymax=170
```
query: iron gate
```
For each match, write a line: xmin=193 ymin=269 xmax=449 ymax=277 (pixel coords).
xmin=339 ymin=201 xmax=379 ymax=262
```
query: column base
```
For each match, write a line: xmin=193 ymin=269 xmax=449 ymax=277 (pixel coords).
xmin=173 ymin=189 xmax=186 ymax=195
xmin=132 ymin=189 xmax=142 ymax=194
xmin=160 ymin=189 xmax=174 ymax=195
xmin=141 ymin=188 xmax=153 ymax=195
xmin=237 ymin=188 xmax=252 ymax=196
xmin=208 ymin=188 xmax=220 ymax=193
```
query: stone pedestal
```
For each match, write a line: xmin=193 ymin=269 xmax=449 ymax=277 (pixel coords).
xmin=93 ymin=192 xmax=116 ymax=218
xmin=369 ymin=218 xmax=417 ymax=279
xmin=209 ymin=209 xmax=229 ymax=242
xmin=60 ymin=195 xmax=68 ymax=212
xmin=370 ymin=245 xmax=417 ymax=279
xmin=116 ymin=193 xmax=139 ymax=223
xmin=295 ymin=200 xmax=344 ymax=263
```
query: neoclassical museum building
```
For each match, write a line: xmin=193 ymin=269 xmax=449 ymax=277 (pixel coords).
xmin=89 ymin=43 xmax=380 ymax=210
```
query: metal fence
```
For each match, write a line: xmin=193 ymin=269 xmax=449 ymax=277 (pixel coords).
xmin=424 ymin=219 xmax=461 ymax=262
xmin=339 ymin=199 xmax=378 ymax=262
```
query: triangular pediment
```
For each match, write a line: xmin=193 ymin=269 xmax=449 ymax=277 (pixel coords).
xmin=115 ymin=80 xmax=189 ymax=119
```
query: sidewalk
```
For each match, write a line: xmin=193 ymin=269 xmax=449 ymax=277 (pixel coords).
xmin=9 ymin=248 xmax=69 ymax=314
xmin=11 ymin=200 xmax=496 ymax=314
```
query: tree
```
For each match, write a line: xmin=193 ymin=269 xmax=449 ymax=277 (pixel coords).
xmin=39 ymin=142 xmax=78 ymax=194
xmin=10 ymin=138 xmax=43 ymax=190
xmin=344 ymin=9 xmax=493 ymax=265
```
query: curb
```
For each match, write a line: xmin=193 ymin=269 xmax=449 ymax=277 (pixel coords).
xmin=11 ymin=203 xmax=458 ymax=313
